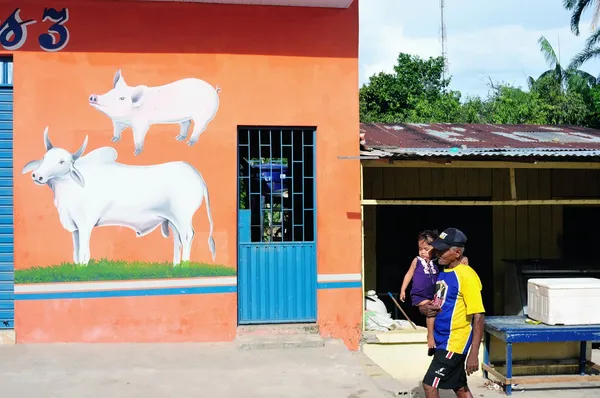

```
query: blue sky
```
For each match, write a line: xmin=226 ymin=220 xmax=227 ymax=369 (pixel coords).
xmin=359 ymin=0 xmax=600 ymax=98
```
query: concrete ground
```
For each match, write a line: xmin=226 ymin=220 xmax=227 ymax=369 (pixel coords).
xmin=0 ymin=339 xmax=397 ymax=398
xmin=386 ymin=348 xmax=600 ymax=397
xmin=0 ymin=341 xmax=599 ymax=397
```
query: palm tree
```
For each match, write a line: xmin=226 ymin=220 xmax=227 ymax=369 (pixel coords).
xmin=531 ymin=35 xmax=596 ymax=92
xmin=564 ymin=0 xmax=600 ymax=34
xmin=564 ymin=0 xmax=600 ymax=68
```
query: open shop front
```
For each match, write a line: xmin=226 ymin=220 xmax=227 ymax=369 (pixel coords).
xmin=360 ymin=160 xmax=600 ymax=381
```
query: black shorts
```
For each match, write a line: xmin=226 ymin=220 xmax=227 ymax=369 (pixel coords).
xmin=422 ymin=349 xmax=468 ymax=390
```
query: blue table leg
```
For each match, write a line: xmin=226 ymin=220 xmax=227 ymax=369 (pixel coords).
xmin=505 ymin=342 xmax=513 ymax=396
xmin=580 ymin=341 xmax=587 ymax=376
xmin=483 ymin=331 xmax=490 ymax=379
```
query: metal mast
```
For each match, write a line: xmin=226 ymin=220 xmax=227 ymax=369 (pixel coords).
xmin=440 ymin=0 xmax=448 ymax=79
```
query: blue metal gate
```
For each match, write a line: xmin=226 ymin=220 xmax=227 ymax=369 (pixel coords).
xmin=237 ymin=127 xmax=316 ymax=324
xmin=0 ymin=59 xmax=13 ymax=329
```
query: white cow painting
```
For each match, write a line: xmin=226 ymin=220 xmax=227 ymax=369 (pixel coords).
xmin=21 ymin=127 xmax=216 ymax=266
xmin=89 ymin=69 xmax=221 ymax=156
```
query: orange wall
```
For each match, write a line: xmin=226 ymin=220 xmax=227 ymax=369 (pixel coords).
xmin=318 ymin=288 xmax=363 ymax=349
xmin=8 ymin=0 xmax=361 ymax=347
xmin=17 ymin=293 xmax=238 ymax=342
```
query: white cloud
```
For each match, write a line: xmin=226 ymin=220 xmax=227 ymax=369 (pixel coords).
xmin=359 ymin=0 xmax=600 ymax=98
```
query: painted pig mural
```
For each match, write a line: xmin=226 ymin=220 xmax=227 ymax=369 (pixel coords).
xmin=21 ymin=127 xmax=216 ymax=266
xmin=89 ymin=70 xmax=221 ymax=155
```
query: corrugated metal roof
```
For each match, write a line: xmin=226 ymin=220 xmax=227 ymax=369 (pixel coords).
xmin=362 ymin=147 xmax=600 ymax=158
xmin=360 ymin=123 xmax=600 ymax=159
xmin=359 ymin=123 xmax=600 ymax=159
xmin=361 ymin=123 xmax=600 ymax=149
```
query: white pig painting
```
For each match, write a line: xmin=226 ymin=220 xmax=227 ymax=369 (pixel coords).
xmin=89 ymin=69 xmax=221 ymax=156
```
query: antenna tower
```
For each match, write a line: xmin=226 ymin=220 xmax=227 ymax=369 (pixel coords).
xmin=440 ymin=0 xmax=448 ymax=79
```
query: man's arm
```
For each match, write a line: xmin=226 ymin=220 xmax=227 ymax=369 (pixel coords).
xmin=462 ymin=268 xmax=486 ymax=375
xmin=470 ymin=313 xmax=485 ymax=350
xmin=466 ymin=312 xmax=485 ymax=375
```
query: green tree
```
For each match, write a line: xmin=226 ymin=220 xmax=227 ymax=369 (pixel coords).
xmin=533 ymin=74 xmax=589 ymax=125
xmin=405 ymin=90 xmax=465 ymax=123
xmin=531 ymin=35 xmax=596 ymax=94
xmin=483 ymin=77 xmax=589 ymax=126
xmin=588 ymin=85 xmax=600 ymax=123
xmin=459 ymin=96 xmax=494 ymax=123
xmin=528 ymin=35 xmax=595 ymax=125
xmin=485 ymin=83 xmax=546 ymax=124
xmin=359 ymin=53 xmax=462 ymax=123
xmin=360 ymin=43 xmax=597 ymax=127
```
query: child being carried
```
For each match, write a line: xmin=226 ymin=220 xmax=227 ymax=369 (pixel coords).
xmin=399 ymin=230 xmax=469 ymax=356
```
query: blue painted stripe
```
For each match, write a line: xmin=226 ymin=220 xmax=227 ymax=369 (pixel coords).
xmin=317 ymin=281 xmax=362 ymax=290
xmin=13 ymin=281 xmax=361 ymax=301
xmin=15 ymin=285 xmax=237 ymax=301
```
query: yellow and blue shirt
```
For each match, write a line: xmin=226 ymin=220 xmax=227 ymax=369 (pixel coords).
xmin=433 ymin=263 xmax=485 ymax=355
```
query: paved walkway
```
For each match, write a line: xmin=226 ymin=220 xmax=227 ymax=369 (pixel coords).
xmin=0 ymin=340 xmax=395 ymax=398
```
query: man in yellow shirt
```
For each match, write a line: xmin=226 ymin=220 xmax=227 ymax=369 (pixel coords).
xmin=419 ymin=228 xmax=485 ymax=398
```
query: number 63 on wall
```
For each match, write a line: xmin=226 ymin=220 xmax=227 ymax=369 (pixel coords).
xmin=0 ymin=8 xmax=69 ymax=52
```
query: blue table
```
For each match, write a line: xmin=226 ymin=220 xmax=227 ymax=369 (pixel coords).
xmin=482 ymin=316 xmax=600 ymax=395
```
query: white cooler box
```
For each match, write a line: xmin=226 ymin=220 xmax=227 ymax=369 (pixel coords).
xmin=527 ymin=277 xmax=600 ymax=325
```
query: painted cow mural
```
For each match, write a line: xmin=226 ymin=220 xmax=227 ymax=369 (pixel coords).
xmin=21 ymin=127 xmax=216 ymax=266
xmin=89 ymin=69 xmax=221 ymax=155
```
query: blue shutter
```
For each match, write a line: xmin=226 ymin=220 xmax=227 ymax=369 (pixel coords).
xmin=0 ymin=59 xmax=13 ymax=329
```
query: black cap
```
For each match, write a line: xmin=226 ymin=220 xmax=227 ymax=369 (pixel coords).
xmin=431 ymin=228 xmax=467 ymax=251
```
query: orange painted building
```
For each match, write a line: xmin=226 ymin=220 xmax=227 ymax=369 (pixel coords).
xmin=0 ymin=0 xmax=362 ymax=349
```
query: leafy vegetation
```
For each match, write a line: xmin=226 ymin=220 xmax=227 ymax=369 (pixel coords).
xmin=360 ymin=45 xmax=600 ymax=127
xmin=15 ymin=259 xmax=236 ymax=284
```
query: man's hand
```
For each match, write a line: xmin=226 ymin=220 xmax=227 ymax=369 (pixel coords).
xmin=400 ymin=290 xmax=406 ymax=302
xmin=418 ymin=301 xmax=441 ymax=318
xmin=466 ymin=351 xmax=479 ymax=376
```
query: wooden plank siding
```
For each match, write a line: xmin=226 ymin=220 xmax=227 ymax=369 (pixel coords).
xmin=363 ymin=167 xmax=600 ymax=315
xmin=363 ymin=167 xmax=493 ymax=199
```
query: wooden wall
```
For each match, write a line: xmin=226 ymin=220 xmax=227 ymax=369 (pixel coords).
xmin=491 ymin=169 xmax=561 ymax=315
xmin=364 ymin=168 xmax=492 ymax=199
xmin=362 ymin=166 xmax=600 ymax=315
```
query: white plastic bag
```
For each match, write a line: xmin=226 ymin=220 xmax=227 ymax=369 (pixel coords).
xmin=364 ymin=290 xmax=398 ymax=331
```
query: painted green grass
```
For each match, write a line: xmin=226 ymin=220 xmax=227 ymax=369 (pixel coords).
xmin=15 ymin=258 xmax=236 ymax=284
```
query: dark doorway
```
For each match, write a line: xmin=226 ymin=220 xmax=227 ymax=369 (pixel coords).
xmin=563 ymin=206 xmax=600 ymax=266
xmin=375 ymin=205 xmax=494 ymax=327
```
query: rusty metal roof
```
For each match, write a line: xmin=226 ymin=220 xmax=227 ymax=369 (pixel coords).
xmin=359 ymin=123 xmax=600 ymax=159
xmin=178 ymin=0 xmax=353 ymax=7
